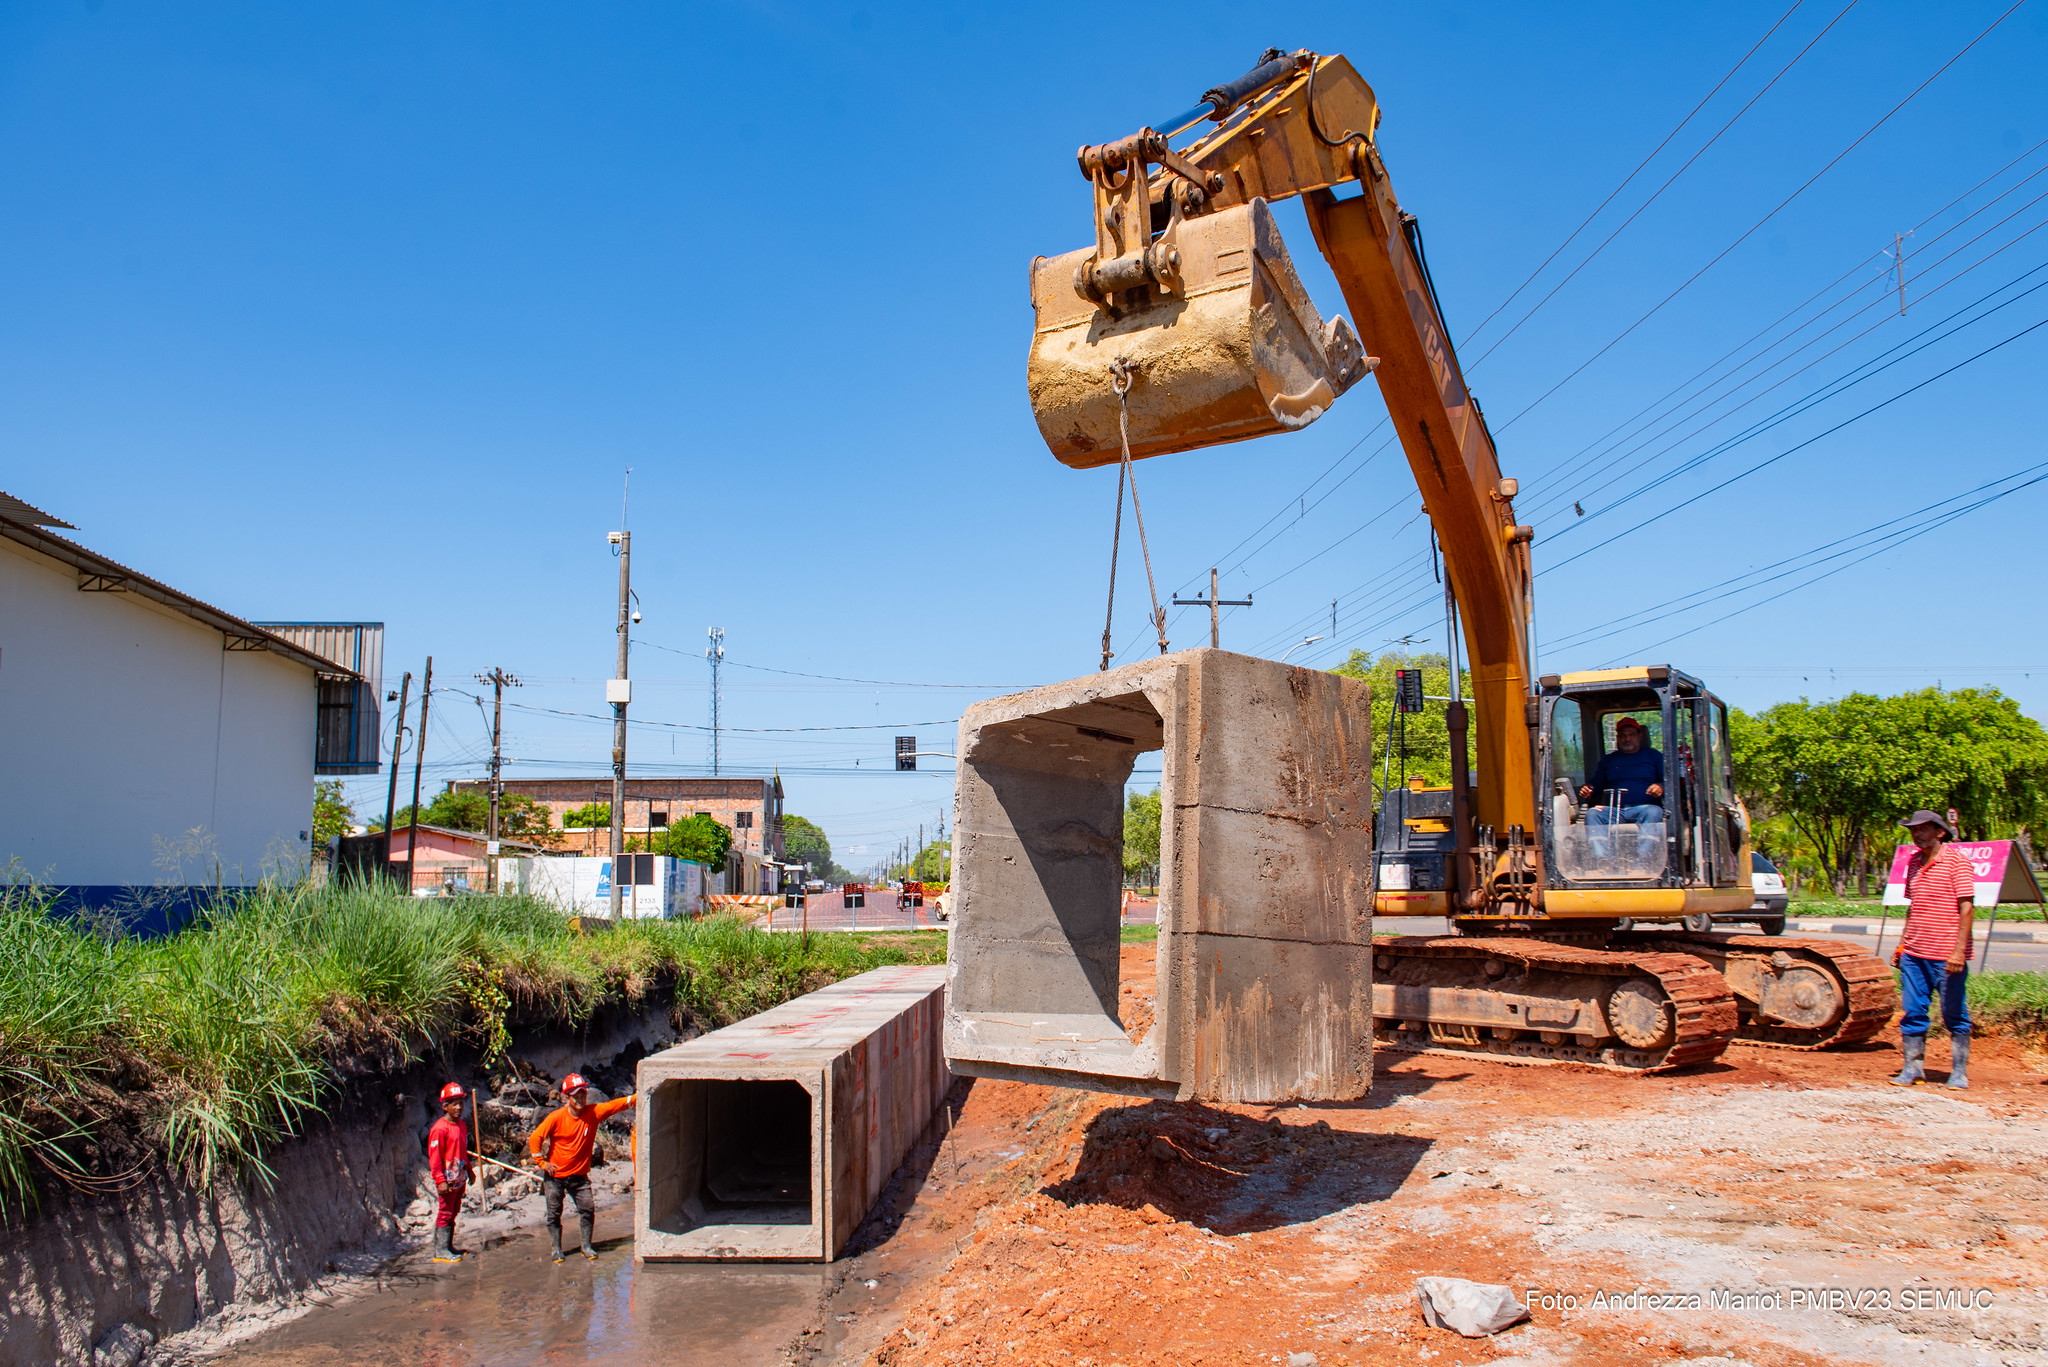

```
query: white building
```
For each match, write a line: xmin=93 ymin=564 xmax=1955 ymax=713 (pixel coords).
xmin=0 ymin=492 xmax=371 ymax=925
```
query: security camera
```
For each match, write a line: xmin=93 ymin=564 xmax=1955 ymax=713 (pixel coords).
xmin=631 ymin=609 xmax=643 ymax=624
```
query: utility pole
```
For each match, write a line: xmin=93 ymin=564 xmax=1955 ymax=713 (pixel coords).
xmin=1895 ymin=231 xmax=1908 ymax=316
xmin=706 ymin=627 xmax=725 ymax=776
xmin=1172 ymin=567 xmax=1253 ymax=649
xmin=405 ymin=657 xmax=433 ymax=896
xmin=608 ymin=525 xmax=632 ymax=921
xmin=475 ymin=668 xmax=520 ymax=892
xmin=382 ymin=669 xmax=412 ymax=885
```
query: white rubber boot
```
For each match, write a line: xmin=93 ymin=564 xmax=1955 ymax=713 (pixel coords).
xmin=1945 ymin=1033 xmax=1970 ymax=1090
xmin=1889 ymin=1034 xmax=1926 ymax=1086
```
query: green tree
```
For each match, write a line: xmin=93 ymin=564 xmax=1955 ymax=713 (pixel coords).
xmin=1733 ymin=687 xmax=2048 ymax=894
xmin=631 ymin=813 xmax=733 ymax=872
xmin=782 ymin=815 xmax=837 ymax=878
xmin=312 ymin=781 xmax=354 ymax=846
xmin=376 ymin=790 xmax=556 ymax=845
xmin=494 ymin=793 xmax=561 ymax=847
xmin=562 ymin=802 xmax=610 ymax=829
xmin=1122 ymin=788 xmax=1161 ymax=881
xmin=1328 ymin=650 xmax=1473 ymax=796
xmin=885 ymin=842 xmax=953 ymax=883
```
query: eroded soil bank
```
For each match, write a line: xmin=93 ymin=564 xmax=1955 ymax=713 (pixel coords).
xmin=0 ymin=996 xmax=678 ymax=1367
xmin=131 ymin=945 xmax=2048 ymax=1367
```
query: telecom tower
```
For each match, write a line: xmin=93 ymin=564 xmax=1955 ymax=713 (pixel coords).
xmin=706 ymin=626 xmax=724 ymax=777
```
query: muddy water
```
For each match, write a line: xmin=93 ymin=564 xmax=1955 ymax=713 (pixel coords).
xmin=211 ymin=1206 xmax=841 ymax=1367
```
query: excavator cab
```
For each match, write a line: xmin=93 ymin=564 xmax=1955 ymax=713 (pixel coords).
xmin=1535 ymin=667 xmax=1751 ymax=926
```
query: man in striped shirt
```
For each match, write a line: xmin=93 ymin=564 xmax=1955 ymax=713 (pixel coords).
xmin=1888 ymin=810 xmax=1976 ymax=1089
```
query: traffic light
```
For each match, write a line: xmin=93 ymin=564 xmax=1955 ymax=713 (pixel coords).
xmin=895 ymin=736 xmax=917 ymax=771
xmin=1395 ymin=668 xmax=1425 ymax=714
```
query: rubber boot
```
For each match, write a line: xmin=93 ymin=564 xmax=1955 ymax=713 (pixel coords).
xmin=1946 ymin=1033 xmax=1971 ymax=1090
xmin=549 ymin=1230 xmax=564 ymax=1264
xmin=580 ymin=1212 xmax=598 ymax=1260
xmin=432 ymin=1226 xmax=461 ymax=1263
xmin=1889 ymin=1034 xmax=1926 ymax=1086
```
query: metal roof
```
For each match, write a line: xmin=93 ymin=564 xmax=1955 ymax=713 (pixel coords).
xmin=0 ymin=492 xmax=75 ymax=529
xmin=0 ymin=503 xmax=351 ymax=679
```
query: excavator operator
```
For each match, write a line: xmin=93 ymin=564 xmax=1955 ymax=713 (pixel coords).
xmin=1579 ymin=718 xmax=1665 ymax=839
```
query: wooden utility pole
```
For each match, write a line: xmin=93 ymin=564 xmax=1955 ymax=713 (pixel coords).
xmin=476 ymin=668 xmax=520 ymax=892
xmin=404 ymin=657 xmax=433 ymax=895
xmin=382 ymin=670 xmax=412 ymax=885
xmin=1172 ymin=567 xmax=1253 ymax=649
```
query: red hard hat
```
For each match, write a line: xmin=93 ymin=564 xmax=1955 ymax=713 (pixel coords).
xmin=440 ymin=1082 xmax=466 ymax=1101
xmin=561 ymin=1073 xmax=589 ymax=1096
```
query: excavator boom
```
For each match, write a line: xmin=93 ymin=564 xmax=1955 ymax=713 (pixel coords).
xmin=1022 ymin=50 xmax=1896 ymax=1072
xmin=1028 ymin=52 xmax=1537 ymax=888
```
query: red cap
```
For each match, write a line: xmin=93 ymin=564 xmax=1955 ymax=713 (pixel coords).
xmin=1615 ymin=717 xmax=1645 ymax=733
xmin=440 ymin=1082 xmax=466 ymax=1101
xmin=561 ymin=1073 xmax=589 ymax=1096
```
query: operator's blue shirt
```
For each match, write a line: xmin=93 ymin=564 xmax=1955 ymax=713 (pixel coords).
xmin=1588 ymin=746 xmax=1664 ymax=810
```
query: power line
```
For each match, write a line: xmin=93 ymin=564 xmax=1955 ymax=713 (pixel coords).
xmin=1544 ymin=254 xmax=2048 ymax=541
xmin=635 ymin=640 xmax=1033 ymax=690
xmin=1594 ymin=469 xmax=2048 ymax=664
xmin=1493 ymin=0 xmax=2029 ymax=436
xmin=1518 ymin=138 xmax=2048 ymax=516
xmin=501 ymin=699 xmax=960 ymax=733
xmin=1547 ymin=458 xmax=2048 ymax=653
xmin=1526 ymin=172 xmax=2048 ymax=524
xmin=1461 ymin=0 xmax=1813 ymax=347
xmin=1541 ymin=308 xmax=2048 ymax=576
xmin=1467 ymin=0 xmax=1858 ymax=365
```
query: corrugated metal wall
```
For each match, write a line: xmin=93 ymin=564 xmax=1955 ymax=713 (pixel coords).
xmin=253 ymin=623 xmax=385 ymax=775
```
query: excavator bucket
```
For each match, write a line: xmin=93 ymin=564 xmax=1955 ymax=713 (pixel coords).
xmin=1027 ymin=198 xmax=1372 ymax=469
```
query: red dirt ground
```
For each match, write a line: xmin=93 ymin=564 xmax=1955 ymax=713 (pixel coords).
xmin=840 ymin=945 xmax=2048 ymax=1367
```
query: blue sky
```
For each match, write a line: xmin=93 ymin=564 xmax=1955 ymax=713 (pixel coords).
xmin=4 ymin=2 xmax=2044 ymax=871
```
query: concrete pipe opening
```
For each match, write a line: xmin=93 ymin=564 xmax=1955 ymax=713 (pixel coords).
xmin=643 ymin=1076 xmax=819 ymax=1259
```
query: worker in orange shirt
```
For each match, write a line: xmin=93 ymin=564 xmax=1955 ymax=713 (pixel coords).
xmin=527 ymin=1072 xmax=635 ymax=1263
xmin=426 ymin=1082 xmax=472 ymax=1263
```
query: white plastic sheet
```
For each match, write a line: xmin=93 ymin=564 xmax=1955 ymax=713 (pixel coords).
xmin=1415 ymin=1277 xmax=1531 ymax=1337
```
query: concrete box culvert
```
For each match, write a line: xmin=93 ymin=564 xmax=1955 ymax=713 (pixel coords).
xmin=944 ymin=647 xmax=1374 ymax=1104
xmin=634 ymin=965 xmax=948 ymax=1261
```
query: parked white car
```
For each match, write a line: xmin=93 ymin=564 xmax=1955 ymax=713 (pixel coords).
xmin=1749 ymin=851 xmax=1788 ymax=933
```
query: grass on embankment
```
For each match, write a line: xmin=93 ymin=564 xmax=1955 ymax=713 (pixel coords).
xmin=1963 ymin=969 xmax=2048 ymax=1041
xmin=0 ymin=882 xmax=943 ymax=1216
xmin=1783 ymin=899 xmax=2047 ymax=921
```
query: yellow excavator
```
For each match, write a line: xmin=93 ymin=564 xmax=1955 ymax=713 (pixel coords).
xmin=1026 ymin=49 xmax=1895 ymax=1072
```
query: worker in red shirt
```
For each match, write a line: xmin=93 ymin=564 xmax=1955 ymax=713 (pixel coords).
xmin=1889 ymin=810 xmax=1976 ymax=1089
xmin=426 ymin=1082 xmax=473 ymax=1262
xmin=528 ymin=1073 xmax=635 ymax=1263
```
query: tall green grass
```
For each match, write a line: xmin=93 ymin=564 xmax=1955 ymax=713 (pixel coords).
xmin=1968 ymin=970 xmax=2048 ymax=1040
xmin=0 ymin=881 xmax=943 ymax=1215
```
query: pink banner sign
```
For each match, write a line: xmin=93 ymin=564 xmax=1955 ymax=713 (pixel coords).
xmin=1882 ymin=839 xmax=2044 ymax=907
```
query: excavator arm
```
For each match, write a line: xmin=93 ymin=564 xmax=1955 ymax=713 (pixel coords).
xmin=1029 ymin=51 xmax=1538 ymax=904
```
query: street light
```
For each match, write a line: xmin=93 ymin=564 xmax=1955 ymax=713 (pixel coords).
xmin=1279 ymin=635 xmax=1326 ymax=663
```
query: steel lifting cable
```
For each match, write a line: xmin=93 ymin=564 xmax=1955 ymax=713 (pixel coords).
xmin=1099 ymin=358 xmax=1169 ymax=670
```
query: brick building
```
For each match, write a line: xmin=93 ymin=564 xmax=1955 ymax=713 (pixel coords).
xmin=453 ymin=775 xmax=786 ymax=893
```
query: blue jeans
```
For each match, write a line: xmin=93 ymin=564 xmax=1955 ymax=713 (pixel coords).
xmin=1586 ymin=804 xmax=1663 ymax=828
xmin=1585 ymin=804 xmax=1662 ymax=859
xmin=1897 ymin=952 xmax=1970 ymax=1037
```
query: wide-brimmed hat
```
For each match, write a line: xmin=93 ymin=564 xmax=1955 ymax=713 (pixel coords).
xmin=1898 ymin=809 xmax=1955 ymax=838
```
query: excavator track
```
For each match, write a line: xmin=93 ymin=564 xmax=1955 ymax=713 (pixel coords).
xmin=1617 ymin=932 xmax=1897 ymax=1050
xmin=1370 ymin=936 xmax=1739 ymax=1074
